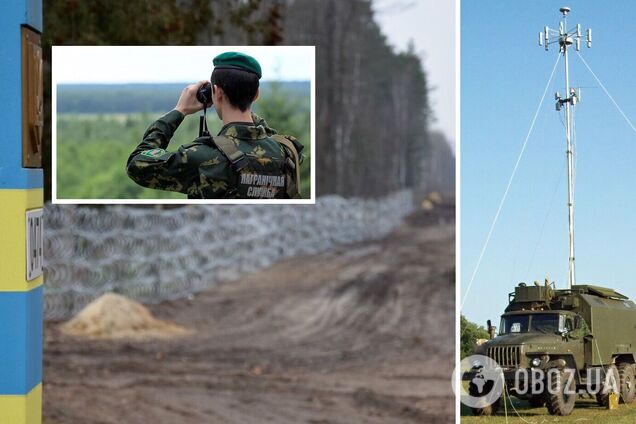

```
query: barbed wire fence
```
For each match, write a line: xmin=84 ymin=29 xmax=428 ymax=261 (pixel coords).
xmin=43 ymin=191 xmax=414 ymax=320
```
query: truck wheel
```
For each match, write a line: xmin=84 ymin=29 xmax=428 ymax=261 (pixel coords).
xmin=596 ymin=364 xmax=619 ymax=407
xmin=469 ymin=380 xmax=501 ymax=416
xmin=546 ymin=368 xmax=576 ymax=416
xmin=618 ymin=363 xmax=636 ymax=404
xmin=528 ymin=395 xmax=545 ymax=408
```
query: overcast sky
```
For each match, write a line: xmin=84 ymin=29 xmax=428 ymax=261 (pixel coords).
xmin=373 ymin=0 xmax=456 ymax=144
xmin=53 ymin=46 xmax=314 ymax=83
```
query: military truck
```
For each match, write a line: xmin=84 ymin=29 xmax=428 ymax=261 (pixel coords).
xmin=471 ymin=280 xmax=636 ymax=416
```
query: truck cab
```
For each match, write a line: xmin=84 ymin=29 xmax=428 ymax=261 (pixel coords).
xmin=472 ymin=282 xmax=636 ymax=416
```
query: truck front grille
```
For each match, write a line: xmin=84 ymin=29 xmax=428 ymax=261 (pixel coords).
xmin=488 ymin=345 xmax=520 ymax=368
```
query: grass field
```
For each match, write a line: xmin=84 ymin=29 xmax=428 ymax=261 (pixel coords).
xmin=461 ymin=394 xmax=636 ymax=423
xmin=56 ymin=112 xmax=311 ymax=199
xmin=56 ymin=82 xmax=311 ymax=200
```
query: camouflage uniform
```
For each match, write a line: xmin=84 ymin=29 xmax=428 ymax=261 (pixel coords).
xmin=126 ymin=110 xmax=302 ymax=199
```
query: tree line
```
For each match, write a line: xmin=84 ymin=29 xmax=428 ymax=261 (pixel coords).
xmin=56 ymin=82 xmax=309 ymax=114
xmin=43 ymin=0 xmax=453 ymax=199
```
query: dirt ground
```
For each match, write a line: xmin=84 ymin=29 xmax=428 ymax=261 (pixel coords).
xmin=43 ymin=204 xmax=455 ymax=424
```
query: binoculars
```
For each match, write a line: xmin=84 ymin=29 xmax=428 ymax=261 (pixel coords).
xmin=196 ymin=82 xmax=212 ymax=105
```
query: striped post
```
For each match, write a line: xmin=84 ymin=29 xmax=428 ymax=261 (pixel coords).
xmin=0 ymin=1 xmax=44 ymax=423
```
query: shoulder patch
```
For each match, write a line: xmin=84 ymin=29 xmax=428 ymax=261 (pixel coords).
xmin=141 ymin=148 xmax=167 ymax=158
xmin=225 ymin=127 xmax=239 ymax=138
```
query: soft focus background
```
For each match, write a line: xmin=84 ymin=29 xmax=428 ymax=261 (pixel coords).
xmin=40 ymin=1 xmax=456 ymax=423
xmin=43 ymin=0 xmax=454 ymax=201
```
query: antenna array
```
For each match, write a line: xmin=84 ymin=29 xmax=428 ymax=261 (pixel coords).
xmin=538 ymin=7 xmax=592 ymax=289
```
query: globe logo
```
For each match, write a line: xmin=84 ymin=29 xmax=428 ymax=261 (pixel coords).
xmin=456 ymin=354 xmax=505 ymax=408
xmin=472 ymin=368 xmax=487 ymax=393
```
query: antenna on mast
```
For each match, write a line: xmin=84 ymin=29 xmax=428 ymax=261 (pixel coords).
xmin=539 ymin=7 xmax=591 ymax=289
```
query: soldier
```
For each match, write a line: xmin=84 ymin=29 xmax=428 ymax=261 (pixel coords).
xmin=126 ymin=52 xmax=304 ymax=199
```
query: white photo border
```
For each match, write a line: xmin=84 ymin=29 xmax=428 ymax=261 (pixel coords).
xmin=51 ymin=45 xmax=316 ymax=205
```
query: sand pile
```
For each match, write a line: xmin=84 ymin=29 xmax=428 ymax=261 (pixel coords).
xmin=59 ymin=293 xmax=192 ymax=340
xmin=421 ymin=191 xmax=443 ymax=210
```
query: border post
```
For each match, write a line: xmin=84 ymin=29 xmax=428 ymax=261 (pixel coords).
xmin=0 ymin=0 xmax=44 ymax=423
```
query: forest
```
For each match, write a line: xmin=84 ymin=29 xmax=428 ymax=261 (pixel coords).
xmin=44 ymin=0 xmax=454 ymax=200
xmin=57 ymin=81 xmax=309 ymax=113
xmin=56 ymin=82 xmax=311 ymax=199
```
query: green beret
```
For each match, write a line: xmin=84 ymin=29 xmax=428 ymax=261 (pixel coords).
xmin=213 ymin=52 xmax=262 ymax=79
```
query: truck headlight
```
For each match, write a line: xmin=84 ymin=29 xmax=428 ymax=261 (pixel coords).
xmin=531 ymin=357 xmax=541 ymax=367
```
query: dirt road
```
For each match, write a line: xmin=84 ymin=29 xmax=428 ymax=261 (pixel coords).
xmin=43 ymin=205 xmax=455 ymax=424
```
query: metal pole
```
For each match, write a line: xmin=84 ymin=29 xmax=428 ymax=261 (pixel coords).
xmin=543 ymin=7 xmax=588 ymax=289
xmin=560 ymin=9 xmax=576 ymax=289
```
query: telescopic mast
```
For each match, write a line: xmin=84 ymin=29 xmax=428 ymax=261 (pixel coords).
xmin=539 ymin=7 xmax=592 ymax=289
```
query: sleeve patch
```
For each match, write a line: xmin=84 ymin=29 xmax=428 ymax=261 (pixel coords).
xmin=141 ymin=148 xmax=167 ymax=158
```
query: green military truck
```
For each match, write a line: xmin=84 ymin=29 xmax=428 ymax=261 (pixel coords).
xmin=472 ymin=281 xmax=636 ymax=416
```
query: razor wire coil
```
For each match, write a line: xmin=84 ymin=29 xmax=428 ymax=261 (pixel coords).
xmin=43 ymin=191 xmax=413 ymax=320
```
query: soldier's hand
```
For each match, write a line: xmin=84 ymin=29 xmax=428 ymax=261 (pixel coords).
xmin=175 ymin=81 xmax=209 ymax=116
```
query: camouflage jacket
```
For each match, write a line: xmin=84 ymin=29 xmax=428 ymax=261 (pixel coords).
xmin=126 ymin=110 xmax=303 ymax=199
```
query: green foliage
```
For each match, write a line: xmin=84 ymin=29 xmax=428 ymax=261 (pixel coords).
xmin=56 ymin=85 xmax=311 ymax=200
xmin=460 ymin=315 xmax=490 ymax=359
xmin=42 ymin=0 xmax=278 ymax=201
xmin=42 ymin=0 xmax=263 ymax=46
xmin=57 ymin=114 xmax=181 ymax=199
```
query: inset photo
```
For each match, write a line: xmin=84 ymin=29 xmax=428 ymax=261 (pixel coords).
xmin=52 ymin=45 xmax=314 ymax=203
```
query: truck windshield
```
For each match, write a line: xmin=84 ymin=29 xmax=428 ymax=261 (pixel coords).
xmin=501 ymin=313 xmax=562 ymax=334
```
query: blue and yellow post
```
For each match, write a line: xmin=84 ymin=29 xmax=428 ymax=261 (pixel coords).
xmin=0 ymin=0 xmax=44 ymax=423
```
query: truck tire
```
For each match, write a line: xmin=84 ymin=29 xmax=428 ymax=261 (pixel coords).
xmin=528 ymin=395 xmax=545 ymax=408
xmin=618 ymin=363 xmax=636 ymax=404
xmin=596 ymin=364 xmax=619 ymax=407
xmin=546 ymin=368 xmax=576 ymax=416
xmin=469 ymin=380 xmax=501 ymax=416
